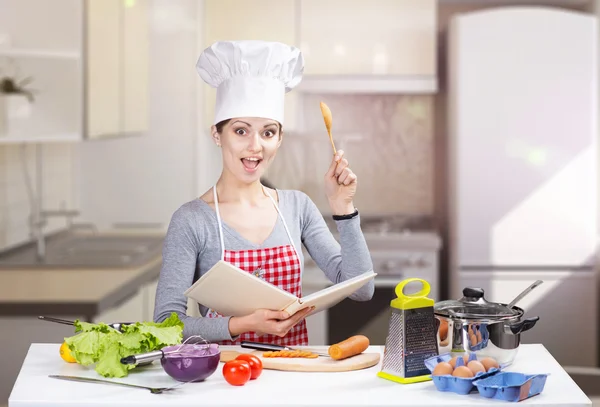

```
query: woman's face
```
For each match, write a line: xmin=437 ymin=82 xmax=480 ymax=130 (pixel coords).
xmin=212 ymin=117 xmax=282 ymax=184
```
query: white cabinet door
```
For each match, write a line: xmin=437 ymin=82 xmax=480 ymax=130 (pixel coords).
xmin=122 ymin=0 xmax=149 ymax=134
xmin=86 ymin=0 xmax=120 ymax=138
xmin=460 ymin=270 xmax=597 ymax=367
xmin=203 ymin=0 xmax=296 ymax=46
xmin=86 ymin=0 xmax=150 ymax=139
xmin=202 ymin=0 xmax=297 ymax=130
xmin=299 ymin=0 xmax=436 ymax=76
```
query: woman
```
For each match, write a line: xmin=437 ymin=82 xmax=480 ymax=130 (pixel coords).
xmin=153 ymin=40 xmax=374 ymax=346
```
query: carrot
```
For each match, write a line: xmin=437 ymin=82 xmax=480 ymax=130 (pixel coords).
xmin=262 ymin=350 xmax=319 ymax=358
xmin=328 ymin=335 xmax=370 ymax=360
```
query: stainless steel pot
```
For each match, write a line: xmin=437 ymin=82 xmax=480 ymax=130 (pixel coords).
xmin=433 ymin=287 xmax=540 ymax=366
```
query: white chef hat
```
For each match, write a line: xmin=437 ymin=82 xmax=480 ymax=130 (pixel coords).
xmin=196 ymin=40 xmax=304 ymax=126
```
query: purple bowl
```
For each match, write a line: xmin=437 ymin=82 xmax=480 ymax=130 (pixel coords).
xmin=160 ymin=343 xmax=221 ymax=382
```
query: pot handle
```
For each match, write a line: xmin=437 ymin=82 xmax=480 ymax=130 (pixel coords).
xmin=508 ymin=316 xmax=540 ymax=335
xmin=463 ymin=287 xmax=484 ymax=299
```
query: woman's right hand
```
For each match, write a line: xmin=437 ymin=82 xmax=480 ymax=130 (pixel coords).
xmin=229 ymin=307 xmax=313 ymax=337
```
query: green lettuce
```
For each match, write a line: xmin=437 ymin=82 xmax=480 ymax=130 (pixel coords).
xmin=64 ymin=312 xmax=184 ymax=378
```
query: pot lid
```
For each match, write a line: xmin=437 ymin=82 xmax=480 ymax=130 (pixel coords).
xmin=434 ymin=287 xmax=518 ymax=319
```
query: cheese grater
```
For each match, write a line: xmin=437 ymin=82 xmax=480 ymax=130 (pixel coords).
xmin=377 ymin=278 xmax=439 ymax=384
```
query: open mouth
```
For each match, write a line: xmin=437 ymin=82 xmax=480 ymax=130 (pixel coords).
xmin=241 ymin=157 xmax=262 ymax=172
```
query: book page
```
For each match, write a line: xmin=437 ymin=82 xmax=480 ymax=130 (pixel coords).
xmin=285 ymin=270 xmax=377 ymax=316
xmin=184 ymin=260 xmax=299 ymax=317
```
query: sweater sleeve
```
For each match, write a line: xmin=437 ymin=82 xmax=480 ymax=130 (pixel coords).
xmin=299 ymin=193 xmax=375 ymax=301
xmin=153 ymin=205 xmax=236 ymax=342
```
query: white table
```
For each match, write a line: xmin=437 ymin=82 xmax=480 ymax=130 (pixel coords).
xmin=9 ymin=344 xmax=591 ymax=407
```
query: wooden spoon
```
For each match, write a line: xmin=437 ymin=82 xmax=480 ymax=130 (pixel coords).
xmin=320 ymin=101 xmax=337 ymax=155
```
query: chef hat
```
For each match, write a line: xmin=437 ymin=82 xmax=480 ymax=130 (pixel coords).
xmin=196 ymin=40 xmax=304 ymax=126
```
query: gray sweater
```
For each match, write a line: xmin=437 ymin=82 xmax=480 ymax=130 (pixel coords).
xmin=153 ymin=189 xmax=374 ymax=342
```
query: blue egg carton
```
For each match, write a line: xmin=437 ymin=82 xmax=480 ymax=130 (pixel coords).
xmin=473 ymin=372 xmax=549 ymax=402
xmin=468 ymin=325 xmax=489 ymax=351
xmin=424 ymin=352 xmax=502 ymax=395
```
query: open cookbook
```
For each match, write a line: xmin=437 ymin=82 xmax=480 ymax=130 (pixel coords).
xmin=184 ymin=260 xmax=377 ymax=317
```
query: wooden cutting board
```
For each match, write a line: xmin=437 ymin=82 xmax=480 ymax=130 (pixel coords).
xmin=219 ymin=349 xmax=381 ymax=372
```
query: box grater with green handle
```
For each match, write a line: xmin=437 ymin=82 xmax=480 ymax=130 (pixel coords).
xmin=377 ymin=278 xmax=439 ymax=384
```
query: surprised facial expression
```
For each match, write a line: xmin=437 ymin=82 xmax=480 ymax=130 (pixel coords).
xmin=213 ymin=117 xmax=282 ymax=183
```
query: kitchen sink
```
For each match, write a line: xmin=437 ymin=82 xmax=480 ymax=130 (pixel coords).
xmin=0 ymin=230 xmax=164 ymax=269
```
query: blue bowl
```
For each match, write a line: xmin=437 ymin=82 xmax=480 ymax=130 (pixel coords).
xmin=424 ymin=353 xmax=502 ymax=395
xmin=473 ymin=372 xmax=549 ymax=402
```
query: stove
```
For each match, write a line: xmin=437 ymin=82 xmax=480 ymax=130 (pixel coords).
xmin=359 ymin=215 xmax=437 ymax=234
xmin=323 ymin=214 xmax=443 ymax=346
xmin=323 ymin=214 xmax=441 ymax=276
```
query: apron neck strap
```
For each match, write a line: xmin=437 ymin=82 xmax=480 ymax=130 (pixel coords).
xmin=213 ymin=186 xmax=226 ymax=260
xmin=213 ymin=184 xmax=298 ymax=260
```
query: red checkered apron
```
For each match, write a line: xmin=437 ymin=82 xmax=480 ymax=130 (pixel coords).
xmin=206 ymin=185 xmax=309 ymax=346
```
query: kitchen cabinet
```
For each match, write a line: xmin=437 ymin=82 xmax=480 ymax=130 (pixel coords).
xmin=85 ymin=0 xmax=119 ymax=139
xmin=459 ymin=270 xmax=598 ymax=367
xmin=92 ymin=275 xmax=160 ymax=325
xmin=143 ymin=277 xmax=159 ymax=322
xmin=85 ymin=0 xmax=149 ymax=139
xmin=302 ymin=271 xmax=329 ymax=345
xmin=0 ymin=316 xmax=85 ymax=404
xmin=0 ymin=0 xmax=149 ymax=142
xmin=0 ymin=0 xmax=83 ymax=143
xmin=201 ymin=0 xmax=298 ymax=130
xmin=122 ymin=0 xmax=150 ymax=135
xmin=93 ymin=288 xmax=145 ymax=325
xmin=299 ymin=0 xmax=437 ymax=77
xmin=203 ymin=0 xmax=296 ymax=46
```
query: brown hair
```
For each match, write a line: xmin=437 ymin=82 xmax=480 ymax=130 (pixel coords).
xmin=215 ymin=119 xmax=283 ymax=135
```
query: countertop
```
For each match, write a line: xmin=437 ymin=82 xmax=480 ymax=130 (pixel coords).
xmin=0 ymin=230 xmax=164 ymax=320
xmin=8 ymin=344 xmax=591 ymax=407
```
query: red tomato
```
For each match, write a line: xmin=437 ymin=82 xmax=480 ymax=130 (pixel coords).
xmin=222 ymin=360 xmax=251 ymax=386
xmin=235 ymin=354 xmax=263 ymax=380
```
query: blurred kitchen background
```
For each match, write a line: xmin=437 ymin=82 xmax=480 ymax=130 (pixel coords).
xmin=1 ymin=0 xmax=600 ymax=404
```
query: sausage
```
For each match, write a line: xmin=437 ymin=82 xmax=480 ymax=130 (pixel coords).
xmin=328 ymin=335 xmax=370 ymax=360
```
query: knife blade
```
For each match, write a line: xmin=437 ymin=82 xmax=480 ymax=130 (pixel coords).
xmin=240 ymin=341 xmax=329 ymax=357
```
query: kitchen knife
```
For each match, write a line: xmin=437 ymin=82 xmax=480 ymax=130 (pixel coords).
xmin=240 ymin=341 xmax=329 ymax=357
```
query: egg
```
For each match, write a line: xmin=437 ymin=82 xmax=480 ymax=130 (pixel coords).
xmin=470 ymin=335 xmax=477 ymax=346
xmin=480 ymin=357 xmax=500 ymax=372
xmin=476 ymin=331 xmax=482 ymax=342
xmin=432 ymin=361 xmax=454 ymax=376
xmin=449 ymin=354 xmax=470 ymax=368
xmin=452 ymin=365 xmax=474 ymax=378
xmin=467 ymin=360 xmax=486 ymax=375
xmin=448 ymin=356 xmax=458 ymax=368
xmin=438 ymin=320 xmax=449 ymax=341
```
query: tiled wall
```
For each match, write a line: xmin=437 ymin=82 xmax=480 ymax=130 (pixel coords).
xmin=0 ymin=144 xmax=74 ymax=251
xmin=266 ymin=94 xmax=435 ymax=216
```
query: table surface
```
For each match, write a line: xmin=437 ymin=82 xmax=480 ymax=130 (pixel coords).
xmin=8 ymin=344 xmax=591 ymax=407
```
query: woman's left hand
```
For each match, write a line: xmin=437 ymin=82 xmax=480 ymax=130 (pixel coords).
xmin=324 ymin=150 xmax=357 ymax=215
